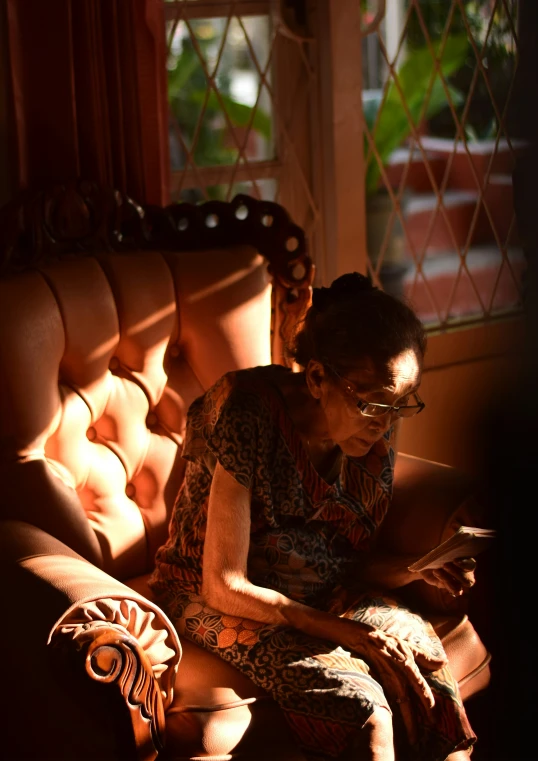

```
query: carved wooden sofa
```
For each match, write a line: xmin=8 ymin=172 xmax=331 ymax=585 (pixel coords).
xmin=0 ymin=181 xmax=491 ymax=761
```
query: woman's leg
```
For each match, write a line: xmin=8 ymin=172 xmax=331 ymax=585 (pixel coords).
xmin=170 ymin=592 xmax=394 ymax=759
xmin=351 ymin=716 xmax=471 ymax=761
xmin=344 ymin=593 xmax=476 ymax=760
xmin=351 ymin=707 xmax=395 ymax=761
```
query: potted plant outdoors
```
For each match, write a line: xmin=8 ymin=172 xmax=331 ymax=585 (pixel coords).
xmin=415 ymin=3 xmax=523 ymax=249
xmin=363 ymin=34 xmax=468 ymax=298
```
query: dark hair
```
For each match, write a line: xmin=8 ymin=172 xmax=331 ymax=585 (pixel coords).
xmin=289 ymin=272 xmax=427 ymax=371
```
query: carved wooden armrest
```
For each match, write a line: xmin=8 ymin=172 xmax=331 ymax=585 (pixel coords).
xmin=0 ymin=522 xmax=179 ymax=760
xmin=54 ymin=621 xmax=166 ymax=761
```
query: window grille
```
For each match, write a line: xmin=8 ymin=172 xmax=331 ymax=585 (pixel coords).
xmin=164 ymin=0 xmax=321 ymax=250
xmin=361 ymin=0 xmax=524 ymax=329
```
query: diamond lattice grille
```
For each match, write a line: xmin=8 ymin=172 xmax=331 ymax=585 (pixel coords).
xmin=164 ymin=0 xmax=320 ymax=243
xmin=362 ymin=0 xmax=523 ymax=328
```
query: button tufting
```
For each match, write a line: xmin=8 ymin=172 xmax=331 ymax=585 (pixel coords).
xmin=109 ymin=357 xmax=120 ymax=371
xmin=125 ymin=483 xmax=136 ymax=499
xmin=87 ymin=427 xmax=97 ymax=442
xmin=146 ymin=412 xmax=158 ymax=428
xmin=169 ymin=345 xmax=180 ymax=358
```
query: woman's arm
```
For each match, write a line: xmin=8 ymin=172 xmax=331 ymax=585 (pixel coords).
xmin=355 ymin=549 xmax=424 ymax=590
xmin=202 ymin=460 xmax=348 ymax=638
xmin=357 ymin=549 xmax=476 ymax=596
xmin=201 ymin=461 xmax=444 ymax=711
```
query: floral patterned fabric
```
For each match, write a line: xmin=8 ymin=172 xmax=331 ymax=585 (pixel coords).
xmin=148 ymin=365 xmax=475 ymax=760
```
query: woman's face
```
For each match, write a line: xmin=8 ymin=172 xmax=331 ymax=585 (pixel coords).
xmin=306 ymin=348 xmax=423 ymax=457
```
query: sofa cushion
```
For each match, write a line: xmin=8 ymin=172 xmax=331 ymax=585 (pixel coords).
xmin=430 ymin=614 xmax=491 ymax=700
xmin=127 ymin=573 xmax=490 ymax=760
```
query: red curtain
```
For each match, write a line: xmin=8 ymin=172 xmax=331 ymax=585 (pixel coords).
xmin=4 ymin=0 xmax=170 ymax=205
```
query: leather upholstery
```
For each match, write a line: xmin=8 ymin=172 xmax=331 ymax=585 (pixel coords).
xmin=0 ymin=245 xmax=271 ymax=580
xmin=0 ymin=186 xmax=491 ymax=761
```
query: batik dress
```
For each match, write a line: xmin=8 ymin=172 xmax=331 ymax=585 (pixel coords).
xmin=148 ymin=365 xmax=476 ymax=761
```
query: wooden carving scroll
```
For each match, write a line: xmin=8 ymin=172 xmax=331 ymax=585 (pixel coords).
xmin=0 ymin=179 xmax=314 ymax=366
xmin=64 ymin=623 xmax=166 ymax=761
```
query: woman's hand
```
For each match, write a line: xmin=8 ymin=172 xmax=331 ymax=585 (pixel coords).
xmin=418 ymin=557 xmax=477 ymax=597
xmin=335 ymin=619 xmax=441 ymax=710
xmin=346 ymin=548 xmax=476 ymax=592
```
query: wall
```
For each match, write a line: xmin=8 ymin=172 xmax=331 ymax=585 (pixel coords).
xmin=396 ymin=316 xmax=526 ymax=478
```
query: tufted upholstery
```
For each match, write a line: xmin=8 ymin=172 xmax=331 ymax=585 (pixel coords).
xmin=0 ymin=182 xmax=491 ymax=761
xmin=0 ymin=244 xmax=273 ymax=580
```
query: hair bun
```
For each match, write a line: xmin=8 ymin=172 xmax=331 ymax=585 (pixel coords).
xmin=312 ymin=272 xmax=374 ymax=313
xmin=311 ymin=286 xmax=332 ymax=312
xmin=331 ymin=272 xmax=373 ymax=296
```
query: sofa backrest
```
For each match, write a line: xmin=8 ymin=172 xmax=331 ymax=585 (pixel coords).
xmin=0 ymin=182 xmax=312 ymax=581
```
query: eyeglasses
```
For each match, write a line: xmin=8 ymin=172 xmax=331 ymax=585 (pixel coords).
xmin=326 ymin=366 xmax=425 ymax=418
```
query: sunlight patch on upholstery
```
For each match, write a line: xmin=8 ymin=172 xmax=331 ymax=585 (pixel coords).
xmin=87 ymin=335 xmax=121 ymax=362
xmin=186 ymin=266 xmax=268 ymax=303
xmin=128 ymin=303 xmax=176 ymax=334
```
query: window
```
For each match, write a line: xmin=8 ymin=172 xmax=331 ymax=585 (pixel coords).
xmin=360 ymin=0 xmax=524 ymax=330
xmin=164 ymin=0 xmax=321 ymax=251
xmin=164 ymin=0 xmax=525 ymax=334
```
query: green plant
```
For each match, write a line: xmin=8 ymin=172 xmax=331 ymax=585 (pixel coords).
xmin=364 ymin=34 xmax=468 ymax=195
xmin=406 ymin=0 xmax=517 ymax=142
xmin=167 ymin=23 xmax=271 ymax=178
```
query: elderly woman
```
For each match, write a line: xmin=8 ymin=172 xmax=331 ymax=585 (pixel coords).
xmin=149 ymin=272 xmax=477 ymax=761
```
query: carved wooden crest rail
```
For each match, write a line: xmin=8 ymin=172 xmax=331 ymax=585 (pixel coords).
xmin=0 ymin=180 xmax=312 ymax=285
xmin=0 ymin=180 xmax=314 ymax=367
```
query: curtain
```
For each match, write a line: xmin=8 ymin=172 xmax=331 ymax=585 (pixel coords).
xmin=4 ymin=0 xmax=170 ymax=205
